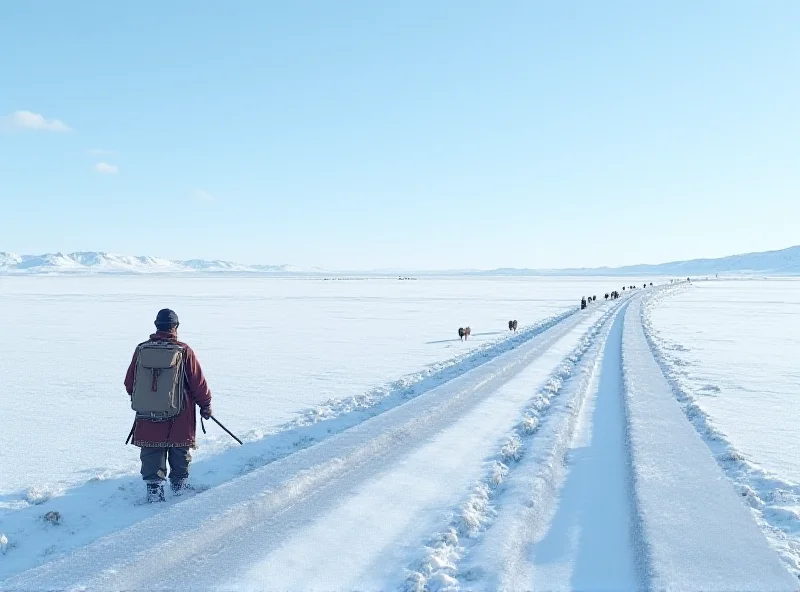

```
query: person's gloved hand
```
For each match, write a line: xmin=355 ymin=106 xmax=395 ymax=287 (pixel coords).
xmin=200 ymin=406 xmax=212 ymax=420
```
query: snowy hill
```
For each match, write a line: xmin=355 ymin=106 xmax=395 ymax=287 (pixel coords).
xmin=588 ymin=245 xmax=800 ymax=276
xmin=0 ymin=252 xmax=305 ymax=275
xmin=467 ymin=245 xmax=800 ymax=277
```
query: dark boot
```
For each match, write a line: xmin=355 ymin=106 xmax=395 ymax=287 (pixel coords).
xmin=170 ymin=477 xmax=193 ymax=496
xmin=146 ymin=480 xmax=165 ymax=503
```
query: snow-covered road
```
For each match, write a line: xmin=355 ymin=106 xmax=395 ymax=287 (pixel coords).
xmin=2 ymin=289 xmax=797 ymax=591
xmin=468 ymin=304 xmax=643 ymax=591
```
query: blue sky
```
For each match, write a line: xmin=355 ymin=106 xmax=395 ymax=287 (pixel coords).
xmin=1 ymin=1 xmax=798 ymax=270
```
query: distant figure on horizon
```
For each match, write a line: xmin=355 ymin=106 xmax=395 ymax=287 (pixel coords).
xmin=459 ymin=326 xmax=471 ymax=341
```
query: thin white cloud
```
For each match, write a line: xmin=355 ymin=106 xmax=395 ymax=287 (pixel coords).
xmin=193 ymin=189 xmax=216 ymax=203
xmin=94 ymin=162 xmax=119 ymax=174
xmin=88 ymin=148 xmax=115 ymax=156
xmin=1 ymin=110 xmax=72 ymax=132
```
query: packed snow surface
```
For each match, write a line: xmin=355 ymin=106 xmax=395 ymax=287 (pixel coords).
xmin=0 ymin=277 xmax=797 ymax=590
xmin=646 ymin=279 xmax=800 ymax=577
xmin=624 ymin=296 xmax=794 ymax=590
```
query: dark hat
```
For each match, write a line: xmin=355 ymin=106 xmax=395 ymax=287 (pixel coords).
xmin=155 ymin=308 xmax=179 ymax=328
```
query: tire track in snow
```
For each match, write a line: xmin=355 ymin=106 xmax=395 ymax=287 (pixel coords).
xmin=0 ymin=308 xmax=581 ymax=581
xmin=642 ymin=286 xmax=800 ymax=580
xmin=623 ymin=296 xmax=796 ymax=590
xmin=223 ymin=307 xmax=583 ymax=474
xmin=402 ymin=303 xmax=623 ymax=591
xmin=451 ymin=299 xmax=643 ymax=592
xmin=1 ymin=304 xmax=615 ymax=591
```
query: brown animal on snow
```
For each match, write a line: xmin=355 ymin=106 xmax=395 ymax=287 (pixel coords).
xmin=459 ymin=327 xmax=472 ymax=341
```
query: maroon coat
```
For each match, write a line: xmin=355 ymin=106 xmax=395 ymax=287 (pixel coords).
xmin=124 ymin=330 xmax=212 ymax=448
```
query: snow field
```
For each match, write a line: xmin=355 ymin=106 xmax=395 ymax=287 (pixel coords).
xmin=0 ymin=275 xmax=616 ymax=500
xmin=2 ymin=277 xmax=796 ymax=590
xmin=0 ymin=297 xmax=589 ymax=581
xmin=1 ymin=301 xmax=613 ymax=590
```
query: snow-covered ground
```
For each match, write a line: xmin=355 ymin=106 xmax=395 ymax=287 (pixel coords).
xmin=1 ymin=277 xmax=797 ymax=589
xmin=0 ymin=276 xmax=617 ymax=573
xmin=646 ymin=279 xmax=800 ymax=577
xmin=0 ymin=276 xmax=619 ymax=496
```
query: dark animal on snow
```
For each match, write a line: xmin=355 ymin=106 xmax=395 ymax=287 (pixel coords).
xmin=593 ymin=295 xmax=597 ymax=301
xmin=459 ymin=326 xmax=471 ymax=341
xmin=581 ymin=297 xmax=587 ymax=310
xmin=508 ymin=320 xmax=518 ymax=332
xmin=605 ymin=293 xmax=609 ymax=300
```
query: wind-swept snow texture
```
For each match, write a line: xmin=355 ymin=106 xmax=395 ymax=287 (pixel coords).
xmin=644 ymin=280 xmax=800 ymax=578
xmin=623 ymin=296 xmax=797 ymax=591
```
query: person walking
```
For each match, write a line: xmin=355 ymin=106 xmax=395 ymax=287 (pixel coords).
xmin=124 ymin=308 xmax=212 ymax=502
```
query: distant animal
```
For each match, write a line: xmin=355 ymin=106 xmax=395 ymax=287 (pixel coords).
xmin=459 ymin=326 xmax=471 ymax=341
xmin=605 ymin=293 xmax=609 ymax=300
xmin=592 ymin=295 xmax=597 ymax=301
xmin=650 ymin=282 xmax=653 ymax=286
xmin=581 ymin=297 xmax=587 ymax=310
xmin=508 ymin=320 xmax=518 ymax=332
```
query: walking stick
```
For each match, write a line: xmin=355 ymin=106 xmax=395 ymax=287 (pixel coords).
xmin=201 ymin=414 xmax=243 ymax=445
xmin=125 ymin=420 xmax=136 ymax=445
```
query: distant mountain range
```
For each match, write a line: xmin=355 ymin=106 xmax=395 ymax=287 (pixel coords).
xmin=1 ymin=246 xmax=799 ymax=276
xmin=0 ymin=252 xmax=314 ymax=275
xmin=466 ymin=245 xmax=800 ymax=277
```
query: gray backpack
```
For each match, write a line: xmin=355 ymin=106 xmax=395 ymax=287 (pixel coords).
xmin=130 ymin=341 xmax=186 ymax=421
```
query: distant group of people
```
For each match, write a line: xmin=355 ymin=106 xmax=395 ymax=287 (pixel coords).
xmin=580 ymin=295 xmax=598 ymax=309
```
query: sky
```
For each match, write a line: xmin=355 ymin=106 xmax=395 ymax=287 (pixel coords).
xmin=1 ymin=1 xmax=798 ymax=270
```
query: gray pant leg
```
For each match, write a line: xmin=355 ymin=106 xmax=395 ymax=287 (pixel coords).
xmin=167 ymin=447 xmax=192 ymax=481
xmin=140 ymin=447 xmax=168 ymax=481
